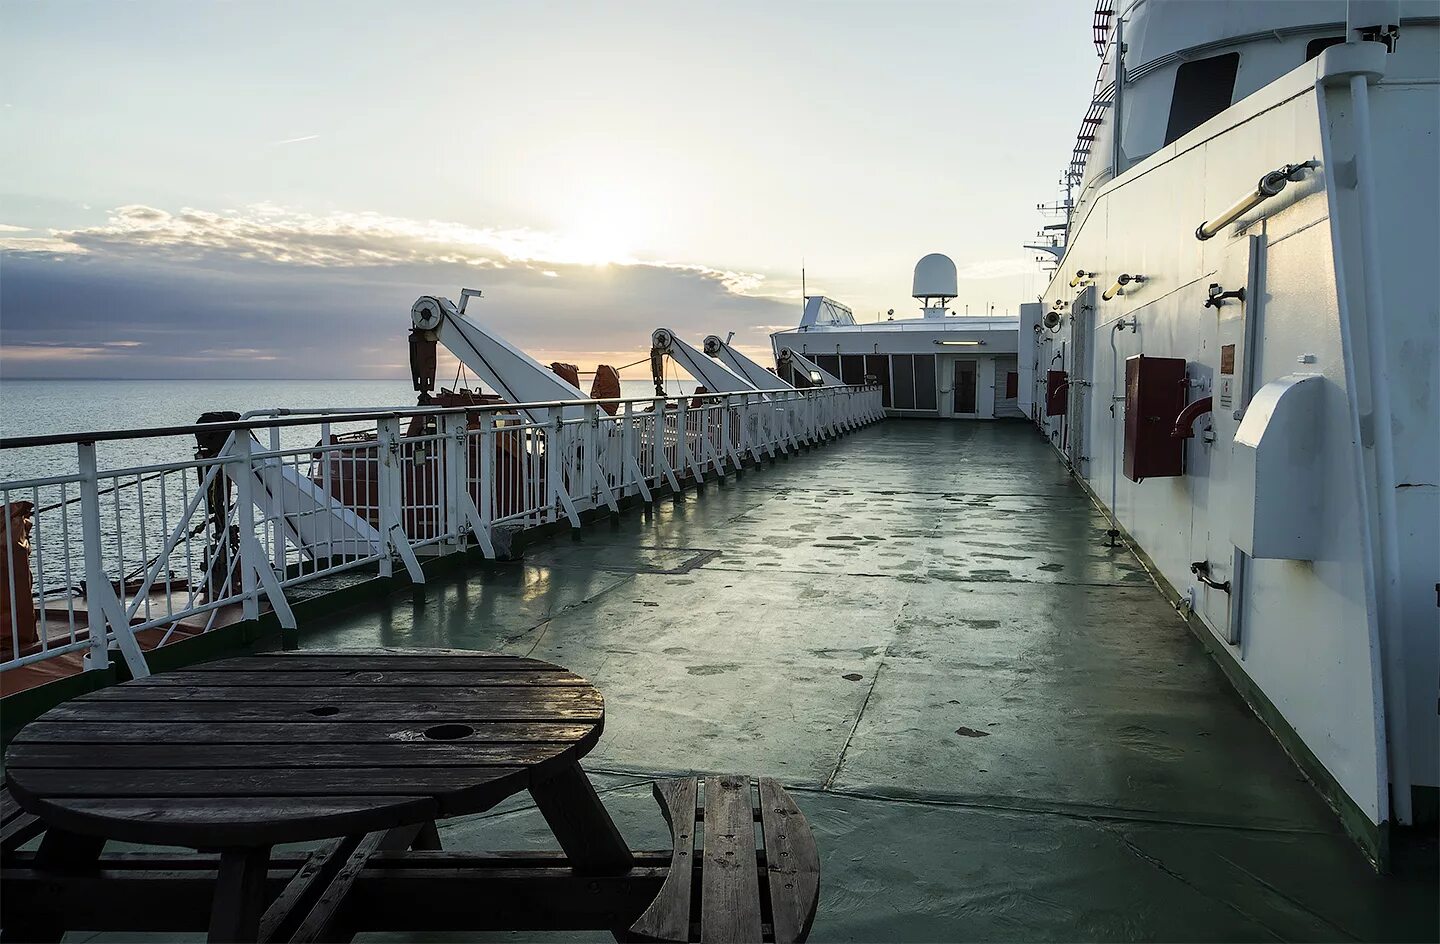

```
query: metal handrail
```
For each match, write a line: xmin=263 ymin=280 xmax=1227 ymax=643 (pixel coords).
xmin=0 ymin=387 xmax=866 ymax=450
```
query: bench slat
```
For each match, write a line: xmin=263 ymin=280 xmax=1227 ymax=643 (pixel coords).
xmin=0 ymin=786 xmax=46 ymax=856
xmin=289 ymin=830 xmax=387 ymax=943
xmin=758 ymin=779 xmax=819 ymax=944
xmin=701 ymin=776 xmax=762 ymax=944
xmin=628 ymin=779 xmax=697 ymax=941
xmin=258 ymin=837 xmax=355 ymax=943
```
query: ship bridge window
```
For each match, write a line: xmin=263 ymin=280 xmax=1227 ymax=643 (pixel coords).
xmin=1305 ymin=36 xmax=1345 ymax=61
xmin=1163 ymin=52 xmax=1240 ymax=146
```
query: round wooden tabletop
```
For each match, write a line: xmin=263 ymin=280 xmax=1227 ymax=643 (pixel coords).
xmin=3 ymin=649 xmax=605 ymax=848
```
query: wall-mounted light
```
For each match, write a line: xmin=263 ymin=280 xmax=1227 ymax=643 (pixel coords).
xmin=1196 ymin=161 xmax=1317 ymax=240
xmin=1068 ymin=269 xmax=1097 ymax=288
xmin=1102 ymin=273 xmax=1147 ymax=301
xmin=935 ymin=340 xmax=986 ymax=346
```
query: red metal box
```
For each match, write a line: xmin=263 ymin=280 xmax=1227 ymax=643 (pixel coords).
xmin=1123 ymin=355 xmax=1187 ymax=482
xmin=1045 ymin=370 xmax=1068 ymax=417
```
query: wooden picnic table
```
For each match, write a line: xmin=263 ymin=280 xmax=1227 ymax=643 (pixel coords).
xmin=2 ymin=648 xmax=633 ymax=942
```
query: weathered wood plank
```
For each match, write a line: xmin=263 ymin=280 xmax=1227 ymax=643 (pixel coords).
xmin=21 ymin=795 xmax=439 ymax=848
xmin=257 ymin=837 xmax=354 ymax=944
xmin=2 ymin=826 xmax=107 ymax=942
xmin=191 ymin=654 xmax=555 ymax=672
xmin=700 ymin=776 xmax=762 ymax=943
xmin=289 ymin=830 xmax=387 ymax=943
xmin=2 ymin=853 xmax=672 ymax=933
xmin=209 ymin=845 xmax=271 ymax=943
xmin=14 ymin=720 xmax=596 ymax=745
xmin=628 ymin=778 xmax=698 ymax=942
xmin=11 ymin=766 xmax=526 ymax=804
xmin=1 ymin=786 xmax=21 ymax=825
xmin=0 ymin=808 xmax=45 ymax=854
xmin=758 ymin=778 xmax=819 ymax=944
xmin=82 ymin=683 xmax=593 ymax=702
xmin=33 ymin=696 xmax=603 ymax=724
xmin=7 ymin=742 xmax=575 ymax=770
xmin=3 ymin=650 xmax=613 ymax=869
xmin=125 ymin=670 xmax=589 ymax=688
xmin=528 ymin=763 xmax=634 ymax=874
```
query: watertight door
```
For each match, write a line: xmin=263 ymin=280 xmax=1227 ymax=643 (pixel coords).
xmin=953 ymin=361 xmax=977 ymax=415
xmin=1188 ymin=235 xmax=1260 ymax=644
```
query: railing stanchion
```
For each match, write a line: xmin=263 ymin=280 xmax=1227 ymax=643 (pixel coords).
xmin=441 ymin=413 xmax=464 ymax=553
xmin=231 ymin=434 xmax=262 ymax=621
xmin=377 ymin=418 xmax=425 ymax=583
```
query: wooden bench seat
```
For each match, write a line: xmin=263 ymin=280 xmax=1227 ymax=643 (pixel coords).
xmin=256 ymin=820 xmax=441 ymax=943
xmin=0 ymin=786 xmax=45 ymax=857
xmin=629 ymin=776 xmax=820 ymax=944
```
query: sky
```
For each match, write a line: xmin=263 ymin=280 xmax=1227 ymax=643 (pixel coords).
xmin=0 ymin=0 xmax=1096 ymax=380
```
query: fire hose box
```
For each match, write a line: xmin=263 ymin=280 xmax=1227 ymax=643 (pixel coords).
xmin=1123 ymin=355 xmax=1187 ymax=482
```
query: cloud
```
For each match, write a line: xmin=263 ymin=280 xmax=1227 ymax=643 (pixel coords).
xmin=1 ymin=203 xmax=796 ymax=380
xmin=0 ymin=223 xmax=29 ymax=233
xmin=271 ymin=134 xmax=320 ymax=146
xmin=7 ymin=203 xmax=772 ymax=293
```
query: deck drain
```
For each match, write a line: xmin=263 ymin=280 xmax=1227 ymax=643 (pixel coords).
xmin=308 ymin=706 xmax=340 ymax=717
xmin=423 ymin=723 xmax=475 ymax=741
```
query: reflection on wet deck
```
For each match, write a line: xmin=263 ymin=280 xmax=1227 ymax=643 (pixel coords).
xmin=302 ymin=421 xmax=1437 ymax=942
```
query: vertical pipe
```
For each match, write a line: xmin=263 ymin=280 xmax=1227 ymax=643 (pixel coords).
xmin=1350 ymin=70 xmax=1411 ymax=824
xmin=1111 ymin=13 xmax=1126 ymax=178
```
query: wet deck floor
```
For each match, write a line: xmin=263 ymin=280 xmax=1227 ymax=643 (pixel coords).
xmin=295 ymin=420 xmax=1434 ymax=942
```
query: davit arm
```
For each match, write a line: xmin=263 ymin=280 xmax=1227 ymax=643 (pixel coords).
xmin=410 ymin=292 xmax=587 ymax=422
xmin=703 ymin=336 xmax=793 ymax=392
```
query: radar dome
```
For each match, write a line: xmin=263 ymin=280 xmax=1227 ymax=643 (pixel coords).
xmin=912 ymin=253 xmax=958 ymax=300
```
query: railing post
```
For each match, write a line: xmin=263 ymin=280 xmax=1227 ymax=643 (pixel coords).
xmin=621 ymin=401 xmax=635 ymax=498
xmin=547 ymin=407 xmax=562 ymax=523
xmin=230 ymin=433 xmax=262 ymax=621
xmin=478 ymin=413 xmax=494 ymax=534
xmin=376 ymin=418 xmax=399 ymax=578
xmin=268 ymin=426 xmax=284 ymax=573
xmin=76 ymin=441 xmax=109 ymax=671
xmin=584 ymin=403 xmax=599 ymax=509
xmin=76 ymin=441 xmax=150 ymax=677
xmin=441 ymin=413 xmax=465 ymax=552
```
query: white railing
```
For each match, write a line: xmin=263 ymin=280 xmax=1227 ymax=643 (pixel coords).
xmin=0 ymin=386 xmax=884 ymax=677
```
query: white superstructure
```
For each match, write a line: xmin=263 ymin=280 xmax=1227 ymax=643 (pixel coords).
xmin=1025 ymin=0 xmax=1438 ymax=860
xmin=771 ymin=260 xmax=1025 ymax=420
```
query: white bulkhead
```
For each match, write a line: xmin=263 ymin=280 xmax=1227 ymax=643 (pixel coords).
xmin=1027 ymin=0 xmax=1438 ymax=858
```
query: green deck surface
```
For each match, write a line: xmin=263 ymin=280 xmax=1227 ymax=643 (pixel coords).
xmin=291 ymin=421 xmax=1436 ymax=943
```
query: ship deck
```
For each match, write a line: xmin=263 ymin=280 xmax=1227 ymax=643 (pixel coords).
xmin=284 ymin=421 xmax=1429 ymax=940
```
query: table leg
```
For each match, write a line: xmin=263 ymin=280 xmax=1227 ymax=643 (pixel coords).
xmin=529 ymin=762 xmax=634 ymax=873
xmin=209 ymin=845 xmax=272 ymax=943
xmin=0 ymin=827 xmax=105 ymax=943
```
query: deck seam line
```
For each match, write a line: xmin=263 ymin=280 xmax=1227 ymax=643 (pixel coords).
xmin=575 ymin=766 xmax=1339 ymax=837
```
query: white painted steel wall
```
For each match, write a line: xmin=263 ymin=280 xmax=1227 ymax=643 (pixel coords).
xmin=1031 ymin=37 xmax=1438 ymax=830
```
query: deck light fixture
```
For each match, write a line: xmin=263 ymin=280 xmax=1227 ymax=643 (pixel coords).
xmin=1195 ymin=161 xmax=1317 ymax=240
xmin=935 ymin=340 xmax=986 ymax=346
xmin=1102 ymin=273 xmax=1147 ymax=301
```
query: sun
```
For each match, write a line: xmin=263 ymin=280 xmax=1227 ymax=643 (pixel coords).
xmin=551 ymin=193 xmax=647 ymax=267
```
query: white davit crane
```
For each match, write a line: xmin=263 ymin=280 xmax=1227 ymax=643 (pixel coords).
xmin=703 ymin=335 xmax=794 ymax=391
xmin=777 ymin=349 xmax=844 ymax=387
xmin=411 ymin=290 xmax=588 ymax=422
xmin=650 ymin=328 xmax=759 ymax=394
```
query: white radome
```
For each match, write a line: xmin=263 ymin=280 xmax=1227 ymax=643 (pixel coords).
xmin=912 ymin=253 xmax=958 ymax=300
